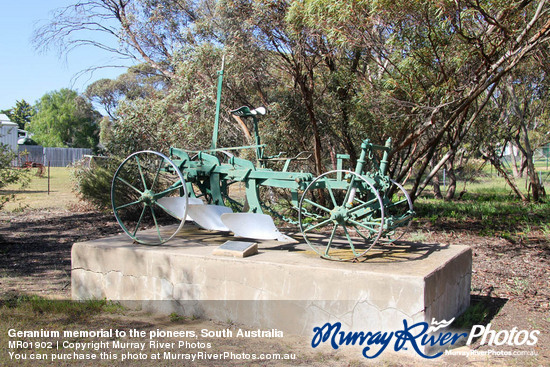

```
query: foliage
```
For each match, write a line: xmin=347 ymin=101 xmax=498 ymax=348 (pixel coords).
xmin=0 ymin=145 xmax=22 ymax=189
xmin=37 ymin=0 xmax=550 ymax=204
xmin=472 ymin=54 xmax=550 ymax=201
xmin=85 ymin=64 xmax=165 ymax=120
xmin=1 ymin=100 xmax=34 ymax=130
xmin=0 ymin=144 xmax=29 ymax=210
xmin=29 ymin=89 xmax=101 ymax=149
xmin=102 ymin=43 xmax=280 ymax=156
xmin=286 ymin=0 xmax=550 ymax=200
xmin=71 ymin=157 xmax=120 ymax=211
xmin=71 ymin=155 xmax=150 ymax=216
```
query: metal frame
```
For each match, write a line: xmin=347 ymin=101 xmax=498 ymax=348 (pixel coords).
xmin=111 ymin=60 xmax=415 ymax=260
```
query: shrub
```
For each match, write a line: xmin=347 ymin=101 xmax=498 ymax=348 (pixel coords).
xmin=0 ymin=143 xmax=29 ymax=209
xmin=71 ymin=156 xmax=119 ymax=211
xmin=71 ymin=155 xmax=145 ymax=219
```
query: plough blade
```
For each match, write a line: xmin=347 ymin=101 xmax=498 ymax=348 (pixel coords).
xmin=186 ymin=197 xmax=204 ymax=221
xmin=221 ymin=213 xmax=294 ymax=242
xmin=157 ymin=196 xmax=203 ymax=221
xmin=187 ymin=204 xmax=233 ymax=231
xmin=157 ymin=197 xmax=186 ymax=220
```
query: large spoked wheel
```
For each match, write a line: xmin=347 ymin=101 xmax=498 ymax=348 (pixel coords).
xmin=111 ymin=150 xmax=188 ymax=245
xmin=380 ymin=179 xmax=414 ymax=243
xmin=298 ymin=170 xmax=385 ymax=261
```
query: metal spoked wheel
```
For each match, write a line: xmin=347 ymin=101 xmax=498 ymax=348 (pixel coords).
xmin=111 ymin=150 xmax=188 ymax=245
xmin=298 ymin=170 xmax=385 ymax=261
xmin=379 ymin=179 xmax=414 ymax=243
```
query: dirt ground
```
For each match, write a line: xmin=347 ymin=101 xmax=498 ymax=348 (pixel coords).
xmin=0 ymin=209 xmax=548 ymax=366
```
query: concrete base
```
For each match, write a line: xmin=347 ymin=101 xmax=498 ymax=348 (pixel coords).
xmin=72 ymin=225 xmax=471 ymax=336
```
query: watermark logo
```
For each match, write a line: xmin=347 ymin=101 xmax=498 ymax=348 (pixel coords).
xmin=467 ymin=324 xmax=539 ymax=346
xmin=311 ymin=318 xmax=539 ymax=359
xmin=427 ymin=318 xmax=454 ymax=333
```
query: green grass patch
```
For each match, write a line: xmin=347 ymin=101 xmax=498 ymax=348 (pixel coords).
xmin=453 ymin=299 xmax=492 ymax=329
xmin=0 ymin=294 xmax=127 ymax=344
xmin=415 ymin=197 xmax=549 ymax=223
xmin=414 ymin=176 xmax=550 ymax=239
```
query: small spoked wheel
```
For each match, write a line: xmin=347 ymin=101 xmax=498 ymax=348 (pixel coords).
xmin=111 ymin=150 xmax=188 ymax=245
xmin=379 ymin=179 xmax=414 ymax=243
xmin=298 ymin=170 xmax=384 ymax=261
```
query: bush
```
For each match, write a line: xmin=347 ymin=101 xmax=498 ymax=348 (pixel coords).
xmin=0 ymin=143 xmax=29 ymax=209
xmin=71 ymin=155 xmax=145 ymax=218
xmin=71 ymin=156 xmax=119 ymax=211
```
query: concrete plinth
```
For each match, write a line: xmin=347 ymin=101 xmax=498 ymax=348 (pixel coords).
xmin=72 ymin=225 xmax=471 ymax=336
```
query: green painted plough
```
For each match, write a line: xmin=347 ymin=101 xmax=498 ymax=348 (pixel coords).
xmin=111 ymin=60 xmax=414 ymax=261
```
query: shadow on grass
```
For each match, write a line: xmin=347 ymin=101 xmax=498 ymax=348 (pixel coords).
xmin=0 ymin=190 xmax=57 ymax=195
xmin=427 ymin=295 xmax=508 ymax=354
xmin=453 ymin=294 xmax=508 ymax=331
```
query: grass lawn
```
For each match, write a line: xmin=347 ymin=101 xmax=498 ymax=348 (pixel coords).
xmin=414 ymin=175 xmax=550 ymax=238
xmin=0 ymin=167 xmax=79 ymax=212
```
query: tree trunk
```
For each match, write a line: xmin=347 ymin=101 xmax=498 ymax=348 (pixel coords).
xmin=509 ymin=143 xmax=520 ymax=177
xmin=480 ymin=150 xmax=528 ymax=202
xmin=431 ymin=156 xmax=443 ymax=199
xmin=297 ymin=73 xmax=323 ymax=176
xmin=519 ymin=156 xmax=527 ymax=177
xmin=506 ymin=79 xmax=542 ymax=201
xmin=432 ymin=175 xmax=443 ymax=199
xmin=520 ymin=137 xmax=541 ymax=201
xmin=514 ymin=133 xmax=541 ymax=201
xmin=445 ymin=163 xmax=457 ymax=201
xmin=329 ymin=144 xmax=337 ymax=170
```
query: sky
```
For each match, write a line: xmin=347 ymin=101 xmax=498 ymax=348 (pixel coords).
xmin=0 ymin=0 xmax=132 ymax=113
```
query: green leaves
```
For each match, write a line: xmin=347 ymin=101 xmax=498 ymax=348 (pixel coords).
xmin=0 ymin=143 xmax=30 ymax=209
xmin=29 ymin=89 xmax=100 ymax=149
xmin=38 ymin=0 xmax=550 ymax=202
xmin=2 ymin=100 xmax=34 ymax=130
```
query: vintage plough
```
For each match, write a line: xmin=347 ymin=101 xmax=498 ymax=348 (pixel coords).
xmin=111 ymin=60 xmax=414 ymax=261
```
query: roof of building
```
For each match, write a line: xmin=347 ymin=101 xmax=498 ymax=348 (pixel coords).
xmin=0 ymin=114 xmax=17 ymax=126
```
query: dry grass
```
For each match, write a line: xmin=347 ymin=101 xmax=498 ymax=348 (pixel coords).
xmin=0 ymin=167 xmax=78 ymax=212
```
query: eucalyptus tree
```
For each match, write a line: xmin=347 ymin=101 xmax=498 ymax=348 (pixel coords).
xmin=85 ymin=64 xmax=165 ymax=119
xmin=34 ymin=0 xmax=550 ymax=201
xmin=504 ymin=68 xmax=549 ymax=201
xmin=33 ymin=0 xmax=207 ymax=81
xmin=475 ymin=55 xmax=549 ymax=201
xmin=288 ymin=0 xmax=550 ymax=200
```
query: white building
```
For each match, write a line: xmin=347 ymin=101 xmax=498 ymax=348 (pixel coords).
xmin=0 ymin=113 xmax=18 ymax=153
